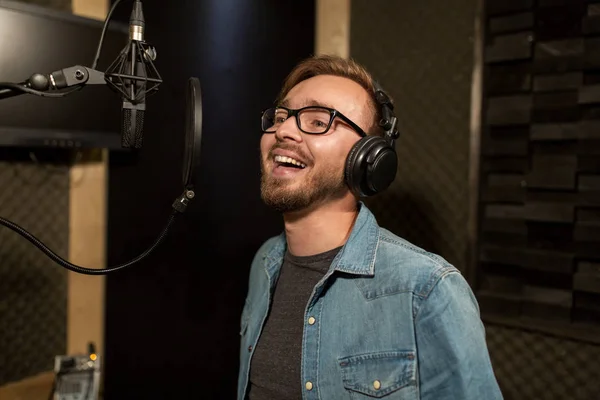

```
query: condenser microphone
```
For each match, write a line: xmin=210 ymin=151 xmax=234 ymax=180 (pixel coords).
xmin=121 ymin=0 xmax=146 ymax=148
xmin=105 ymin=0 xmax=162 ymax=149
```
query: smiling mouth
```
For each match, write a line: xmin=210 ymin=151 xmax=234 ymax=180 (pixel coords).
xmin=273 ymin=155 xmax=306 ymax=169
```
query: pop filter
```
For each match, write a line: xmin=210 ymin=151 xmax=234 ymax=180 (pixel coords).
xmin=182 ymin=77 xmax=203 ymax=193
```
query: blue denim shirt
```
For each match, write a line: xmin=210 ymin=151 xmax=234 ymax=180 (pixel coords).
xmin=238 ymin=202 xmax=503 ymax=399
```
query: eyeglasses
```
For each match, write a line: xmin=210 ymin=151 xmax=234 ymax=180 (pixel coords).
xmin=261 ymin=106 xmax=367 ymax=137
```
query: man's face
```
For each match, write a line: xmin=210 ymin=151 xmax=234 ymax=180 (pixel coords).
xmin=260 ymin=74 xmax=373 ymax=213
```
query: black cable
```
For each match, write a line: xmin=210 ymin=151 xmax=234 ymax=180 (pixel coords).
xmin=91 ymin=0 xmax=124 ymax=70
xmin=0 ymin=82 xmax=82 ymax=97
xmin=0 ymin=210 xmax=179 ymax=275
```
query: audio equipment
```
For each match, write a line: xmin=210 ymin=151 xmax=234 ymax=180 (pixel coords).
xmin=105 ymin=0 xmax=162 ymax=149
xmin=49 ymin=346 xmax=101 ymax=400
xmin=0 ymin=75 xmax=202 ymax=274
xmin=0 ymin=76 xmax=202 ymax=274
xmin=344 ymin=80 xmax=400 ymax=197
xmin=181 ymin=77 xmax=203 ymax=199
xmin=0 ymin=0 xmax=162 ymax=149
xmin=0 ymin=0 xmax=204 ymax=274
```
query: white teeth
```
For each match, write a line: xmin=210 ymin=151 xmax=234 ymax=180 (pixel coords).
xmin=274 ymin=155 xmax=306 ymax=168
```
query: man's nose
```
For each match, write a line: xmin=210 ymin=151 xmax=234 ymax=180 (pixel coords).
xmin=275 ymin=117 xmax=302 ymax=142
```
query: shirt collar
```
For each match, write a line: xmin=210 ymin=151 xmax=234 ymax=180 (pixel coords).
xmin=264 ymin=202 xmax=379 ymax=277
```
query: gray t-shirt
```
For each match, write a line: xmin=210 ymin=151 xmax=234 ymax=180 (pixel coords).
xmin=247 ymin=245 xmax=342 ymax=399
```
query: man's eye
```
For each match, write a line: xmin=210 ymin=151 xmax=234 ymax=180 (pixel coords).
xmin=274 ymin=112 xmax=288 ymax=123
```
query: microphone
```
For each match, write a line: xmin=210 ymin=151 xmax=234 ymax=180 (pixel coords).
xmin=122 ymin=0 xmax=146 ymax=149
xmin=105 ymin=0 xmax=162 ymax=149
xmin=0 ymin=0 xmax=162 ymax=150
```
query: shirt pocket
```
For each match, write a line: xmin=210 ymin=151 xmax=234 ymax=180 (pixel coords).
xmin=338 ymin=350 xmax=418 ymax=399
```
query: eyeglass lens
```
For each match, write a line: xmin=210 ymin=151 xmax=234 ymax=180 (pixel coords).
xmin=262 ymin=107 xmax=332 ymax=134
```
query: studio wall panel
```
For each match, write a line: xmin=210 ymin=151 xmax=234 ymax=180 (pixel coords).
xmin=350 ymin=0 xmax=477 ymax=271
xmin=486 ymin=323 xmax=600 ymax=400
xmin=477 ymin=0 xmax=600 ymax=346
xmin=0 ymin=150 xmax=69 ymax=386
xmin=471 ymin=10 xmax=600 ymax=399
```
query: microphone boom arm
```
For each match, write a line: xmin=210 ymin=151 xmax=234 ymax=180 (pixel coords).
xmin=0 ymin=65 xmax=107 ymax=101
xmin=0 ymin=62 xmax=161 ymax=101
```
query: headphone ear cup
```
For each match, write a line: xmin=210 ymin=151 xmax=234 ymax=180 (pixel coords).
xmin=367 ymin=141 xmax=397 ymax=195
xmin=345 ymin=137 xmax=370 ymax=197
xmin=345 ymin=136 xmax=395 ymax=197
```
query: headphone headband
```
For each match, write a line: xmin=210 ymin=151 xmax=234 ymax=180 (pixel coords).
xmin=344 ymin=79 xmax=400 ymax=197
xmin=372 ymin=80 xmax=400 ymax=143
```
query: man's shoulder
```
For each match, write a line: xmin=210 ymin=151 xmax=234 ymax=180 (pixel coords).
xmin=251 ymin=233 xmax=285 ymax=266
xmin=370 ymin=227 xmax=462 ymax=299
xmin=256 ymin=233 xmax=284 ymax=255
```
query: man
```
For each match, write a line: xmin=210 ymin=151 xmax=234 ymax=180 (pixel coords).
xmin=238 ymin=54 xmax=502 ymax=399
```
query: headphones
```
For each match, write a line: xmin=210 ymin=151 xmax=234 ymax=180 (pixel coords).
xmin=344 ymin=80 xmax=400 ymax=197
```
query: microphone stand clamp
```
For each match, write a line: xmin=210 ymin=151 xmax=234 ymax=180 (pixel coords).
xmin=46 ymin=66 xmax=106 ymax=89
xmin=172 ymin=187 xmax=196 ymax=214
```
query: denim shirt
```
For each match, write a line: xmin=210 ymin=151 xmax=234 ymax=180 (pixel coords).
xmin=238 ymin=203 xmax=503 ymax=399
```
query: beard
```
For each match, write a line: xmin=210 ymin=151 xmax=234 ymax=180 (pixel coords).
xmin=260 ymin=159 xmax=347 ymax=213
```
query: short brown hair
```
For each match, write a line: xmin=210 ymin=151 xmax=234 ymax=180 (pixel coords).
xmin=276 ymin=54 xmax=383 ymax=136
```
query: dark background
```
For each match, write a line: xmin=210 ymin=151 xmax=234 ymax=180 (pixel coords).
xmin=104 ymin=1 xmax=312 ymax=398
xmin=2 ymin=0 xmax=600 ymax=399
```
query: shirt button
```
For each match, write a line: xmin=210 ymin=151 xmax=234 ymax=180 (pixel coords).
xmin=305 ymin=381 xmax=313 ymax=391
xmin=248 ymin=346 xmax=252 ymax=352
xmin=308 ymin=317 xmax=316 ymax=325
xmin=373 ymin=380 xmax=381 ymax=390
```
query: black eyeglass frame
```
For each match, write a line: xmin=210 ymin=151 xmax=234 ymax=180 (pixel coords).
xmin=261 ymin=105 xmax=367 ymax=137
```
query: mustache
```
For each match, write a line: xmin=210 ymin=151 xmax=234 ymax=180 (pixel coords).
xmin=268 ymin=143 xmax=312 ymax=164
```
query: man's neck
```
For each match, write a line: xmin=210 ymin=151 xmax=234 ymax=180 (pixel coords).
xmin=283 ymin=198 xmax=359 ymax=257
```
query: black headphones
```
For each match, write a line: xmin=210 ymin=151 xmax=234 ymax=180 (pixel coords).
xmin=344 ymin=80 xmax=400 ymax=197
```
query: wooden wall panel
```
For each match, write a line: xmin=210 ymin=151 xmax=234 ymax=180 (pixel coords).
xmin=68 ymin=0 xmax=107 ymax=362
